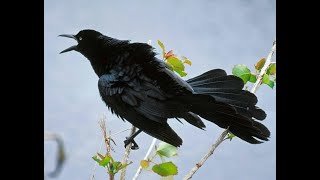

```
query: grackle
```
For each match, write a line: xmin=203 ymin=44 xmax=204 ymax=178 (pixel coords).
xmin=59 ymin=29 xmax=270 ymax=149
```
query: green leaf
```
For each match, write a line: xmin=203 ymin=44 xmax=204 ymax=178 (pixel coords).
xmin=111 ymin=161 xmax=122 ymax=174
xmin=92 ymin=155 xmax=101 ymax=164
xmin=262 ymin=74 xmax=275 ymax=89
xmin=227 ymin=133 xmax=235 ymax=141
xmin=117 ymin=161 xmax=133 ymax=171
xmin=232 ymin=64 xmax=251 ymax=84
xmin=165 ymin=62 xmax=174 ymax=70
xmin=249 ymin=74 xmax=257 ymax=83
xmin=97 ymin=153 xmax=105 ymax=159
xmin=167 ymin=57 xmax=185 ymax=71
xmin=181 ymin=56 xmax=192 ymax=66
xmin=255 ymin=58 xmax=266 ymax=71
xmin=166 ymin=56 xmax=187 ymax=77
xmin=267 ymin=63 xmax=276 ymax=75
xmin=184 ymin=59 xmax=192 ymax=66
xmin=239 ymin=74 xmax=251 ymax=84
xmin=140 ymin=160 xmax=150 ymax=169
xmin=92 ymin=154 xmax=113 ymax=167
xmin=100 ymin=156 xmax=112 ymax=167
xmin=157 ymin=142 xmax=178 ymax=158
xmin=109 ymin=155 xmax=114 ymax=163
xmin=152 ymin=162 xmax=178 ymax=177
xmin=174 ymin=69 xmax=187 ymax=77
xmin=158 ymin=40 xmax=166 ymax=58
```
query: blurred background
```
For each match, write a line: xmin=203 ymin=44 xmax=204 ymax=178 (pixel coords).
xmin=44 ymin=0 xmax=276 ymax=179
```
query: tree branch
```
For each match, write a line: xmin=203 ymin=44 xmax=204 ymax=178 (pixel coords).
xmin=98 ymin=116 xmax=115 ymax=180
xmin=183 ymin=39 xmax=276 ymax=179
xmin=132 ymin=138 xmax=157 ymax=180
xmin=120 ymin=126 xmax=137 ymax=180
xmin=251 ymin=40 xmax=276 ymax=94
xmin=183 ymin=129 xmax=229 ymax=180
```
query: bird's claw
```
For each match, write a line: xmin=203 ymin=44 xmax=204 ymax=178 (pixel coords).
xmin=124 ymin=137 xmax=139 ymax=150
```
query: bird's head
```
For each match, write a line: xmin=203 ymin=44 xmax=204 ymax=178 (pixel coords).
xmin=59 ymin=29 xmax=103 ymax=56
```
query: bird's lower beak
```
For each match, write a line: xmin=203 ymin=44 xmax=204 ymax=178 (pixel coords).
xmin=59 ymin=34 xmax=78 ymax=54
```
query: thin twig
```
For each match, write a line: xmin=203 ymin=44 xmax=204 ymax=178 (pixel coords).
xmin=251 ymin=40 xmax=276 ymax=94
xmin=183 ymin=39 xmax=276 ymax=179
xmin=110 ymin=128 xmax=132 ymax=137
xmin=132 ymin=138 xmax=157 ymax=180
xmin=183 ymin=129 xmax=229 ymax=180
xmin=120 ymin=126 xmax=137 ymax=180
xmin=99 ymin=117 xmax=111 ymax=156
xmin=99 ymin=115 xmax=114 ymax=180
xmin=92 ymin=115 xmax=133 ymax=180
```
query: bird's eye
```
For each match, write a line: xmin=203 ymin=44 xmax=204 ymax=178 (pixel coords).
xmin=79 ymin=37 xmax=83 ymax=41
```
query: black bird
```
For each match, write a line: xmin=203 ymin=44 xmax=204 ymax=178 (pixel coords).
xmin=59 ymin=29 xmax=270 ymax=149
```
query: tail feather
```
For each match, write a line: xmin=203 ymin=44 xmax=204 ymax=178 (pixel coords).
xmin=252 ymin=121 xmax=271 ymax=138
xmin=182 ymin=112 xmax=206 ymax=130
xmin=193 ymin=88 xmax=258 ymax=105
xmin=188 ymin=76 xmax=244 ymax=89
xmin=228 ymin=127 xmax=264 ymax=144
xmin=187 ymin=69 xmax=227 ymax=83
xmin=191 ymin=87 xmax=266 ymax=120
xmin=234 ymin=105 xmax=266 ymax=120
xmin=195 ymin=108 xmax=270 ymax=144
xmin=183 ymin=69 xmax=270 ymax=144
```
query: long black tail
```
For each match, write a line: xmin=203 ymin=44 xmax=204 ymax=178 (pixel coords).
xmin=185 ymin=69 xmax=270 ymax=144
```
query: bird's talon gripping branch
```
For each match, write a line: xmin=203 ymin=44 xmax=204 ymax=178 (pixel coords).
xmin=124 ymin=138 xmax=139 ymax=150
xmin=124 ymin=129 xmax=142 ymax=150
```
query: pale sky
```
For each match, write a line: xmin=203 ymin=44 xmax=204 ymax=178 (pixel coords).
xmin=44 ymin=0 xmax=276 ymax=179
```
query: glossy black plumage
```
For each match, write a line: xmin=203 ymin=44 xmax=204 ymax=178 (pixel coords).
xmin=60 ymin=29 xmax=270 ymax=147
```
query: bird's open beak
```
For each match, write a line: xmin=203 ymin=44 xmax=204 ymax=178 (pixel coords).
xmin=59 ymin=34 xmax=78 ymax=54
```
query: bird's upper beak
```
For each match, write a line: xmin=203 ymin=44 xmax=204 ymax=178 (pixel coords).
xmin=59 ymin=34 xmax=78 ymax=54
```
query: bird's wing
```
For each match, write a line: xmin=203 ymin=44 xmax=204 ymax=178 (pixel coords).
xmin=97 ymin=65 xmax=186 ymax=123
xmin=98 ymin=72 xmax=184 ymax=147
xmin=98 ymin=42 xmax=202 ymax=123
xmin=142 ymin=57 xmax=194 ymax=96
xmin=123 ymin=43 xmax=194 ymax=96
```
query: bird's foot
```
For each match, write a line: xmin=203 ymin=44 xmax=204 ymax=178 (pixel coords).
xmin=124 ymin=137 xmax=139 ymax=150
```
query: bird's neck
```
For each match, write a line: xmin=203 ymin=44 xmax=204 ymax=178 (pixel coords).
xmin=85 ymin=39 xmax=156 ymax=77
xmin=90 ymin=60 xmax=113 ymax=77
xmin=88 ymin=51 xmax=128 ymax=77
xmin=82 ymin=36 xmax=131 ymax=77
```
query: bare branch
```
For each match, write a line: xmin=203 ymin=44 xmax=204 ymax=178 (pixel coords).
xmin=98 ymin=115 xmax=115 ymax=180
xmin=251 ymin=40 xmax=276 ymax=94
xmin=183 ymin=129 xmax=229 ymax=180
xmin=110 ymin=128 xmax=131 ymax=137
xmin=132 ymin=138 xmax=157 ymax=180
xmin=99 ymin=115 xmax=111 ymax=156
xmin=120 ymin=126 xmax=137 ymax=180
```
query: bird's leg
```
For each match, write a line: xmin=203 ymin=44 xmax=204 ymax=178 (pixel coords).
xmin=124 ymin=129 xmax=142 ymax=150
